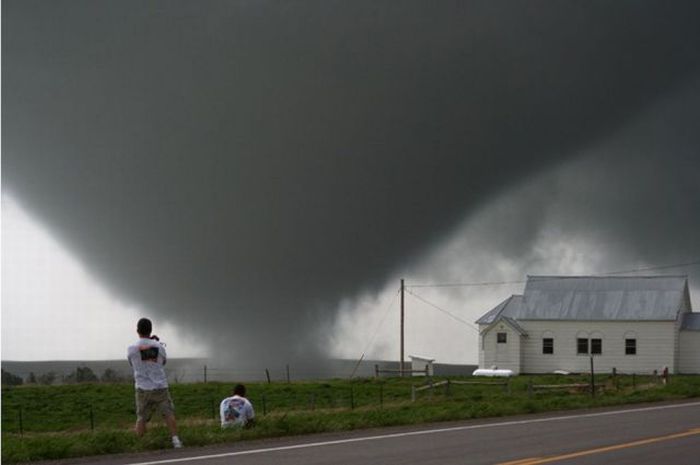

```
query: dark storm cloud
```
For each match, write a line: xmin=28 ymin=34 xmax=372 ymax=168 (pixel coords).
xmin=3 ymin=1 xmax=700 ymax=361
xmin=548 ymin=79 xmax=700 ymax=273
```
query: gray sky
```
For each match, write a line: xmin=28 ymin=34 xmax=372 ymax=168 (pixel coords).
xmin=3 ymin=1 xmax=700 ymax=363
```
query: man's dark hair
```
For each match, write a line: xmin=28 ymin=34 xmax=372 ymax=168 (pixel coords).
xmin=137 ymin=318 xmax=152 ymax=336
xmin=233 ymin=384 xmax=246 ymax=397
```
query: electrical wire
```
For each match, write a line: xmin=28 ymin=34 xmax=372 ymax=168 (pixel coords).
xmin=406 ymin=258 xmax=700 ymax=289
xmin=349 ymin=289 xmax=400 ymax=378
xmin=404 ymin=288 xmax=480 ymax=333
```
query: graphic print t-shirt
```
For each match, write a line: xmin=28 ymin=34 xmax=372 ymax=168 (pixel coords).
xmin=219 ymin=395 xmax=255 ymax=427
xmin=127 ymin=338 xmax=168 ymax=390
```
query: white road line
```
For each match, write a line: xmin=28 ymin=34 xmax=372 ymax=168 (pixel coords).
xmin=125 ymin=401 xmax=700 ymax=465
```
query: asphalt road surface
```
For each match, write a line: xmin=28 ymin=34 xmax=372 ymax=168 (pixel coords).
xmin=55 ymin=401 xmax=700 ymax=465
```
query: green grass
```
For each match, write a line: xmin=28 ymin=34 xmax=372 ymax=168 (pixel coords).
xmin=3 ymin=374 xmax=700 ymax=463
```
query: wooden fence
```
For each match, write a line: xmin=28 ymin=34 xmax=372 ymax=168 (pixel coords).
xmin=411 ymin=378 xmax=510 ymax=401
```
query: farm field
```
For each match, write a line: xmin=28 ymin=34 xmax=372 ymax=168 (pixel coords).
xmin=3 ymin=374 xmax=700 ymax=463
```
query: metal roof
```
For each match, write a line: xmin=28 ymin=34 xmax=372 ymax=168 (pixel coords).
xmin=477 ymin=275 xmax=688 ymax=323
xmin=476 ymin=295 xmax=523 ymax=325
xmin=681 ymin=313 xmax=700 ymax=331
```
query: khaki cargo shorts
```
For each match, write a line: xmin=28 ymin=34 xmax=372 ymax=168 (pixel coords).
xmin=135 ymin=388 xmax=175 ymax=422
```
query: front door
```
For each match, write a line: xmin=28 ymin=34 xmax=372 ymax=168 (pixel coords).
xmin=495 ymin=331 xmax=509 ymax=364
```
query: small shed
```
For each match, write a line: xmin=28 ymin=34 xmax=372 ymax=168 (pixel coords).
xmin=409 ymin=354 xmax=435 ymax=376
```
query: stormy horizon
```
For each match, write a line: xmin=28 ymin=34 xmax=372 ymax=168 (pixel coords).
xmin=3 ymin=0 xmax=700 ymax=365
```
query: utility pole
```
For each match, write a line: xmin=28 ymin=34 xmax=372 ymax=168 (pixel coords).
xmin=400 ymin=278 xmax=405 ymax=377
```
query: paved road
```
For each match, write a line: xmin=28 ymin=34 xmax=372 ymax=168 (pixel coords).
xmin=64 ymin=401 xmax=700 ymax=465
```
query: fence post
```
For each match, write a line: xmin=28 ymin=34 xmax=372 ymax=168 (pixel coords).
xmin=445 ymin=379 xmax=451 ymax=397
xmin=527 ymin=380 xmax=533 ymax=398
xmin=204 ymin=365 xmax=207 ymax=383
xmin=266 ymin=369 xmax=271 ymax=384
xmin=590 ymin=356 xmax=595 ymax=398
xmin=375 ymin=364 xmax=379 ymax=379
xmin=90 ymin=404 xmax=95 ymax=431
xmin=411 ymin=385 xmax=416 ymax=402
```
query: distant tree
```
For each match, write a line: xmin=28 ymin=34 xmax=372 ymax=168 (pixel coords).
xmin=76 ymin=366 xmax=99 ymax=383
xmin=38 ymin=371 xmax=57 ymax=385
xmin=27 ymin=372 xmax=37 ymax=384
xmin=1 ymin=369 xmax=24 ymax=386
xmin=100 ymin=368 xmax=124 ymax=383
xmin=63 ymin=367 xmax=98 ymax=384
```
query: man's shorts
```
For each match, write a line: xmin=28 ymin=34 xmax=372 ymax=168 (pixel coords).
xmin=135 ymin=388 xmax=175 ymax=422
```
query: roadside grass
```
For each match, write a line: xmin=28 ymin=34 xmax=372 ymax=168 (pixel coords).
xmin=3 ymin=374 xmax=700 ymax=463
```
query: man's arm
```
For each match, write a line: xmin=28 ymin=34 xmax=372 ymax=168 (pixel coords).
xmin=245 ymin=401 xmax=255 ymax=427
xmin=219 ymin=398 xmax=228 ymax=424
xmin=159 ymin=342 xmax=167 ymax=365
xmin=127 ymin=346 xmax=134 ymax=367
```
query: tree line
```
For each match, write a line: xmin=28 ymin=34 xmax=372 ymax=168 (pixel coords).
xmin=1 ymin=367 xmax=129 ymax=386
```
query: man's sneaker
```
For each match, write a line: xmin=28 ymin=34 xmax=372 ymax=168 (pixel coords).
xmin=172 ymin=437 xmax=183 ymax=449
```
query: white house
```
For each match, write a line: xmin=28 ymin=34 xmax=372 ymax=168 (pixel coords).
xmin=476 ymin=275 xmax=698 ymax=375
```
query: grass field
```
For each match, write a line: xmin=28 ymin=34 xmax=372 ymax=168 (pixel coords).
xmin=3 ymin=373 xmax=700 ymax=463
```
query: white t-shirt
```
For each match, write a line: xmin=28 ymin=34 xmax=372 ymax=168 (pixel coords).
xmin=220 ymin=395 xmax=255 ymax=428
xmin=127 ymin=338 xmax=169 ymax=390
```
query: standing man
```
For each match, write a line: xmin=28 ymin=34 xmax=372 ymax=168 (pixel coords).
xmin=220 ymin=384 xmax=255 ymax=428
xmin=127 ymin=318 xmax=183 ymax=448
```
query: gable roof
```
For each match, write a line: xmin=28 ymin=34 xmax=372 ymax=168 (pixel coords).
xmin=480 ymin=314 xmax=528 ymax=337
xmin=476 ymin=295 xmax=523 ymax=325
xmin=681 ymin=313 xmax=700 ymax=331
xmin=476 ymin=275 xmax=689 ymax=322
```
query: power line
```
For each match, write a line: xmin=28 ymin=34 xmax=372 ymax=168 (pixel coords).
xmin=349 ymin=289 xmax=400 ymax=378
xmin=408 ymin=279 xmax=524 ymax=289
xmin=406 ymin=258 xmax=700 ymax=289
xmin=404 ymin=288 xmax=479 ymax=333
xmin=600 ymin=259 xmax=700 ymax=275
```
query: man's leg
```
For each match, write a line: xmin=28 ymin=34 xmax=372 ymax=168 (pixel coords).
xmin=164 ymin=414 xmax=178 ymax=436
xmin=135 ymin=390 xmax=147 ymax=436
xmin=135 ymin=419 xmax=147 ymax=436
xmin=160 ymin=390 xmax=182 ymax=448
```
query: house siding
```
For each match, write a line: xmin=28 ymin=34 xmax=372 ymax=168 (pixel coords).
xmin=679 ymin=332 xmax=700 ymax=373
xmin=479 ymin=323 xmax=522 ymax=374
xmin=518 ymin=321 xmax=676 ymax=374
xmin=675 ymin=290 xmax=693 ymax=373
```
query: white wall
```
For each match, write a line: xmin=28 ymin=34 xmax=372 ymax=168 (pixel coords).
xmin=517 ymin=321 xmax=677 ymax=374
xmin=679 ymin=331 xmax=700 ymax=374
xmin=479 ymin=322 xmax=521 ymax=374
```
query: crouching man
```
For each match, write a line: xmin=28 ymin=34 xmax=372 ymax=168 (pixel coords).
xmin=220 ymin=384 xmax=255 ymax=428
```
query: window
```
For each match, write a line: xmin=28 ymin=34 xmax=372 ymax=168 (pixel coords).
xmin=542 ymin=338 xmax=554 ymax=354
xmin=577 ymin=338 xmax=589 ymax=354
xmin=497 ymin=332 xmax=507 ymax=343
xmin=625 ymin=338 xmax=637 ymax=355
xmin=591 ymin=338 xmax=602 ymax=355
